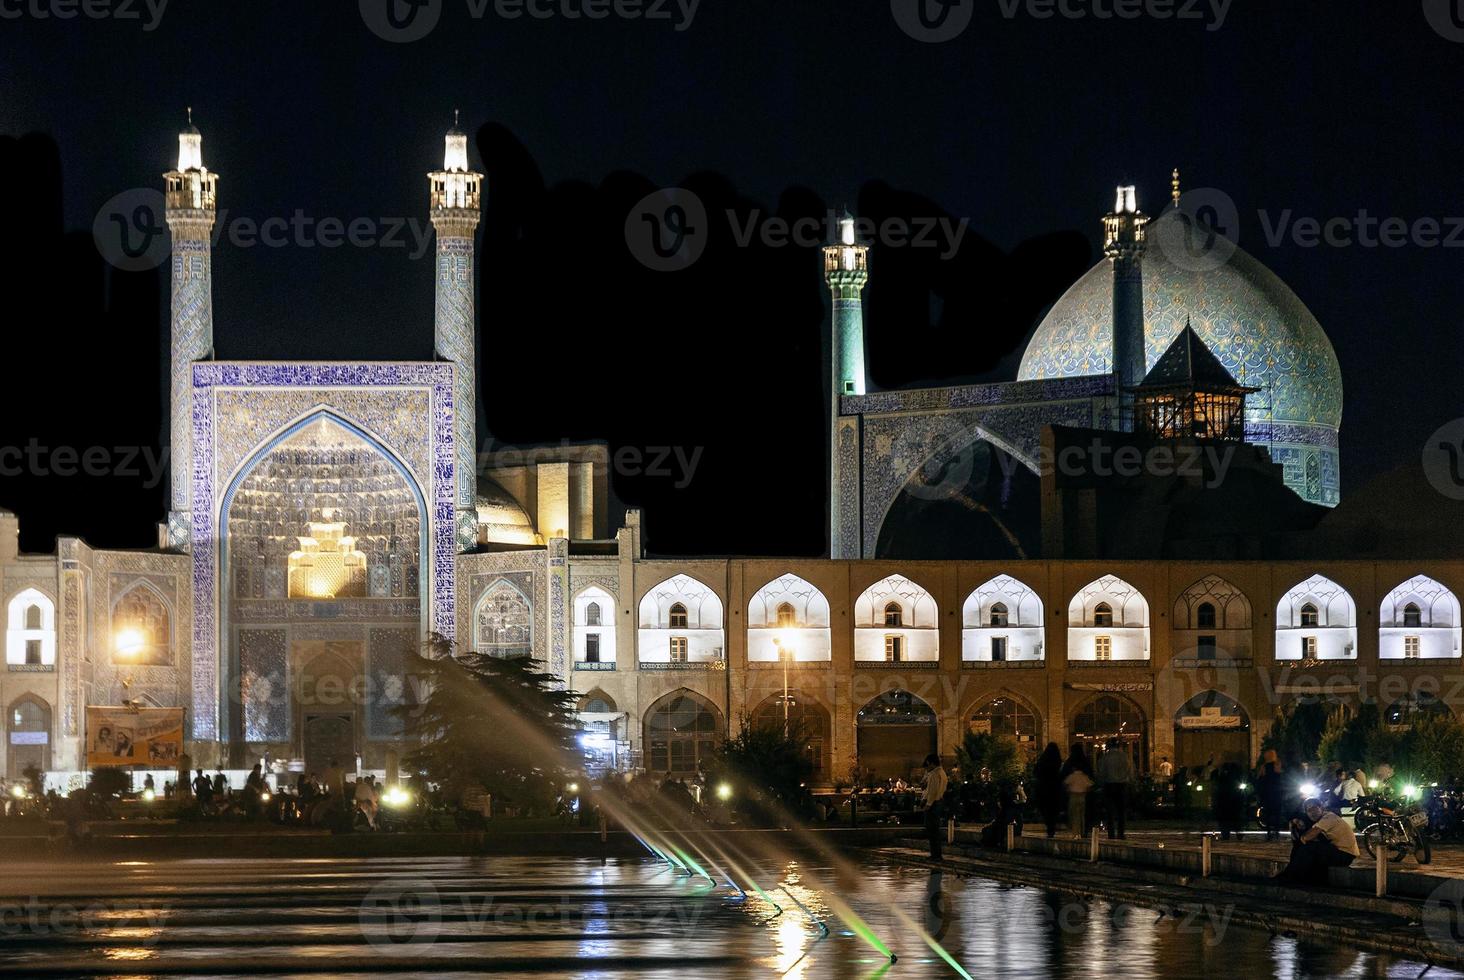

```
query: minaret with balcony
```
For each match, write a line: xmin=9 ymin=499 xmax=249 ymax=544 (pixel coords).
xmin=824 ymin=213 xmax=870 ymax=559
xmin=164 ymin=110 xmax=219 ymax=551
xmin=428 ymin=114 xmax=484 ymax=550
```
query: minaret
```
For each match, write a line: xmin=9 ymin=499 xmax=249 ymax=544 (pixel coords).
xmin=428 ymin=113 xmax=483 ymax=551
xmin=164 ymin=109 xmax=219 ymax=551
xmin=1102 ymin=185 xmax=1148 ymax=413
xmin=823 ymin=212 xmax=869 ymax=559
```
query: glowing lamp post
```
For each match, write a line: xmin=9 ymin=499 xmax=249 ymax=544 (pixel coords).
xmin=114 ymin=627 xmax=146 ymax=708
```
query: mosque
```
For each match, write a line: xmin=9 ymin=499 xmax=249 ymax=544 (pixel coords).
xmin=1 ymin=120 xmax=1456 ymax=791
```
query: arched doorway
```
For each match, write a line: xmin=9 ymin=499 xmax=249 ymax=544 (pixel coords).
xmin=855 ymin=689 xmax=937 ymax=784
xmin=1173 ymin=691 xmax=1251 ymax=769
xmin=577 ymin=690 xmax=622 ymax=774
xmin=643 ymin=691 xmax=723 ymax=777
xmin=297 ymin=649 xmax=361 ymax=773
xmin=1071 ymin=694 xmax=1147 ymax=774
xmin=6 ymin=696 xmax=51 ymax=775
xmin=750 ymin=694 xmax=831 ymax=777
xmin=223 ymin=411 xmax=427 ymax=764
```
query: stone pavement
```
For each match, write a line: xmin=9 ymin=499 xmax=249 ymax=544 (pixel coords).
xmin=1056 ymin=826 xmax=1464 ymax=876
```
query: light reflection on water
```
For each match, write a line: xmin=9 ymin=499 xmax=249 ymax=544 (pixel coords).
xmin=5 ymin=855 xmax=1462 ymax=979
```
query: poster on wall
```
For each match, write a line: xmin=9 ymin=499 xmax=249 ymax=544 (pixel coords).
xmin=85 ymin=707 xmax=185 ymax=767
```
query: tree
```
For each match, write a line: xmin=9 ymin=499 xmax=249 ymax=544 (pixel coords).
xmin=706 ymin=717 xmax=815 ymax=823
xmin=87 ymin=767 xmax=130 ymax=798
xmin=396 ymin=636 xmax=581 ymax=813
xmin=958 ymin=730 xmax=1023 ymax=789
xmin=1262 ymin=699 xmax=1338 ymax=768
xmin=1317 ymin=702 xmax=1382 ymax=771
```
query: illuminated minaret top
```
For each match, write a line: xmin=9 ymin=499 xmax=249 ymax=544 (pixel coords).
xmin=164 ymin=109 xmax=219 ymax=549
xmin=166 ymin=108 xmax=217 ymax=211
xmin=428 ymin=112 xmax=484 ymax=550
xmin=1103 ymin=184 xmax=1148 ymax=400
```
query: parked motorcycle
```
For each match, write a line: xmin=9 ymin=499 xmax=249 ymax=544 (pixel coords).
xmin=1354 ymin=794 xmax=1432 ymax=864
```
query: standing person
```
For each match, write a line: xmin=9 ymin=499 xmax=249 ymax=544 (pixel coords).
xmin=1257 ymin=760 xmax=1288 ymax=841
xmin=1212 ymin=762 xmax=1246 ymax=841
xmin=244 ymin=764 xmax=267 ymax=820
xmin=921 ymin=754 xmax=948 ymax=861
xmin=354 ymin=775 xmax=378 ymax=830
xmin=1033 ymin=742 xmax=1064 ymax=839
xmin=1060 ymin=744 xmax=1094 ymax=838
xmin=142 ymin=773 xmax=156 ymax=794
xmin=192 ymin=768 xmax=213 ymax=811
xmin=1096 ymin=740 xmax=1134 ymax=840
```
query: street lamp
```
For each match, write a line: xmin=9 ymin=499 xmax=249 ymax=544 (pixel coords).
xmin=773 ymin=633 xmax=795 ymax=737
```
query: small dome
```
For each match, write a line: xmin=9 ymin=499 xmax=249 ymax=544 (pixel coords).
xmin=475 ymin=478 xmax=538 ymax=545
xmin=1018 ymin=207 xmax=1344 ymax=505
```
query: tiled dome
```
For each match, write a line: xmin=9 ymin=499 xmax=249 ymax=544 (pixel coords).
xmin=1018 ymin=208 xmax=1343 ymax=505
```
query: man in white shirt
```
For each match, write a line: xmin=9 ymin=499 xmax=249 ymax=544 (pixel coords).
xmin=1276 ymin=798 xmax=1360 ymax=884
xmin=1332 ymin=768 xmax=1364 ymax=812
xmin=922 ymin=754 xmax=949 ymax=861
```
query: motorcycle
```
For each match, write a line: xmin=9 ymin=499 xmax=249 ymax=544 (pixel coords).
xmin=1354 ymin=794 xmax=1432 ymax=864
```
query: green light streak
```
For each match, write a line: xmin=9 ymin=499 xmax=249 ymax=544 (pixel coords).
xmin=672 ymin=846 xmax=714 ymax=883
xmin=824 ymin=893 xmax=894 ymax=961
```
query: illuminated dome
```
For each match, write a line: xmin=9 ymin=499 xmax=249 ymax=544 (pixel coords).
xmin=1018 ymin=208 xmax=1343 ymax=506
xmin=475 ymin=478 xmax=539 ymax=546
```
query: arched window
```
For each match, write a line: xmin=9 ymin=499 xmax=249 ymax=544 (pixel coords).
xmin=586 ymin=602 xmax=602 ymax=626
xmin=584 ymin=697 xmax=613 ymax=714
xmin=1196 ymin=602 xmax=1217 ymax=629
xmin=7 ymin=590 xmax=56 ymax=668
xmin=971 ymin=695 xmax=1040 ymax=746
xmin=1404 ymin=603 xmax=1422 ymax=628
xmin=475 ymin=580 xmax=532 ymax=659
xmin=644 ymin=693 xmax=722 ymax=776
xmin=6 ymin=696 xmax=51 ymax=773
xmin=669 ymin=603 xmax=689 ymax=629
xmin=776 ymin=603 xmax=797 ymax=628
xmin=1300 ymin=603 xmax=1319 ymax=627
xmin=752 ymin=695 xmax=830 ymax=773
xmin=1072 ymin=695 xmax=1147 ymax=772
xmin=111 ymin=583 xmax=172 ymax=666
xmin=884 ymin=602 xmax=903 ymax=627
xmin=989 ymin=602 xmax=1009 ymax=627
xmin=1093 ymin=602 xmax=1113 ymax=628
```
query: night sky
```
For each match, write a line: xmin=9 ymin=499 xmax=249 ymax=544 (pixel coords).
xmin=1 ymin=1 xmax=1460 ymax=557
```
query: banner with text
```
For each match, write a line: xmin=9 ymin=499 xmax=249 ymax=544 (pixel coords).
xmin=86 ymin=707 xmax=184 ymax=767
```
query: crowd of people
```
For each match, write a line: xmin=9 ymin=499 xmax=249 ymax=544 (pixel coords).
xmin=911 ymin=744 xmax=1395 ymax=887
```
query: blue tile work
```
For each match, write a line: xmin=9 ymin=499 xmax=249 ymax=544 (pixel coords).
xmin=239 ymin=628 xmax=288 ymax=742
xmin=190 ymin=361 xmax=455 ymax=741
xmin=1016 ymin=209 xmax=1342 ymax=505
xmin=367 ymin=627 xmax=415 ymax=740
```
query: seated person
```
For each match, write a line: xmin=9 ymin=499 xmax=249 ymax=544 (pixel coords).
xmin=1275 ymin=797 xmax=1360 ymax=884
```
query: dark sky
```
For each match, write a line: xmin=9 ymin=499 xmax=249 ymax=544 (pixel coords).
xmin=1 ymin=0 xmax=1460 ymax=556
